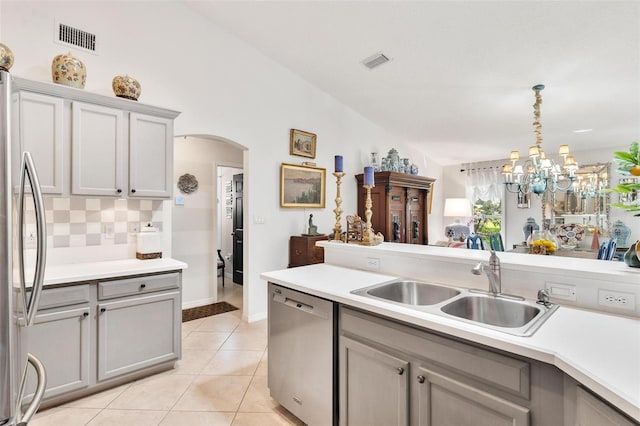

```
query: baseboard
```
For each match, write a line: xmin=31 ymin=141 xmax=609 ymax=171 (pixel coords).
xmin=246 ymin=310 xmax=267 ymax=322
xmin=182 ymin=297 xmax=218 ymax=310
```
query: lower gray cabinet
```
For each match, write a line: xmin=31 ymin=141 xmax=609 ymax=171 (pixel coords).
xmin=339 ymin=306 xmax=559 ymax=426
xmin=340 ymin=336 xmax=409 ymax=426
xmin=26 ymin=305 xmax=91 ymax=399
xmin=97 ymin=290 xmax=181 ymax=381
xmin=564 ymin=380 xmax=638 ymax=426
xmin=415 ymin=365 xmax=529 ymax=426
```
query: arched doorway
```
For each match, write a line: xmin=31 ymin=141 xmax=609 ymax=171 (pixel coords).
xmin=172 ymin=135 xmax=247 ymax=312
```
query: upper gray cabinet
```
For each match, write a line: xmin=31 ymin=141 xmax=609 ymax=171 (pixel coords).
xmin=13 ymin=91 xmax=65 ymax=194
xmin=12 ymin=77 xmax=180 ymax=199
xmin=72 ymin=102 xmax=125 ymax=196
xmin=128 ymin=113 xmax=173 ymax=198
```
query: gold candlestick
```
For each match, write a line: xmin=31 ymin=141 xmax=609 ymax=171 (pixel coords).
xmin=332 ymin=172 xmax=345 ymax=240
xmin=362 ymin=184 xmax=376 ymax=245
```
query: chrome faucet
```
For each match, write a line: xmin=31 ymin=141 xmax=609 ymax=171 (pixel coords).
xmin=471 ymin=250 xmax=501 ymax=295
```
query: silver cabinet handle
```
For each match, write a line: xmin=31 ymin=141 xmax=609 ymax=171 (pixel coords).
xmin=17 ymin=353 xmax=47 ymax=424
xmin=417 ymin=375 xmax=425 ymax=383
xmin=396 ymin=367 xmax=405 ymax=375
xmin=18 ymin=152 xmax=47 ymax=326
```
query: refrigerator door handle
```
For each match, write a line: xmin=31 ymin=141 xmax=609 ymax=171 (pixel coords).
xmin=18 ymin=151 xmax=47 ymax=326
xmin=16 ymin=353 xmax=47 ymax=425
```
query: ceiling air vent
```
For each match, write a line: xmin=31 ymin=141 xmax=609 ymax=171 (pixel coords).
xmin=54 ymin=21 xmax=98 ymax=54
xmin=362 ymin=52 xmax=391 ymax=70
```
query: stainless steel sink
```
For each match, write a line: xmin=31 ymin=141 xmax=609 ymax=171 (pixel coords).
xmin=440 ymin=294 xmax=559 ymax=336
xmin=352 ymin=280 xmax=461 ymax=306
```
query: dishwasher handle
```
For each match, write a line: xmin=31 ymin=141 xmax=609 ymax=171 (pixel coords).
xmin=272 ymin=292 xmax=329 ymax=320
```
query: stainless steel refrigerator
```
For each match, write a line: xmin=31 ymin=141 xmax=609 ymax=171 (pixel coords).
xmin=1 ymin=69 xmax=47 ymax=425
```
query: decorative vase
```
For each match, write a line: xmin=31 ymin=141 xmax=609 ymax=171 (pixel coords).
xmin=112 ymin=74 xmax=141 ymax=101
xmin=370 ymin=152 xmax=379 ymax=172
xmin=0 ymin=43 xmax=14 ymax=71
xmin=527 ymin=229 xmax=558 ymax=255
xmin=611 ymin=220 xmax=631 ymax=248
xmin=522 ymin=217 xmax=539 ymax=242
xmin=623 ymin=241 xmax=640 ymax=268
xmin=51 ymin=52 xmax=86 ymax=89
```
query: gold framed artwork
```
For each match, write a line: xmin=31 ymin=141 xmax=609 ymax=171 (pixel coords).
xmin=290 ymin=128 xmax=317 ymax=158
xmin=280 ymin=163 xmax=326 ymax=208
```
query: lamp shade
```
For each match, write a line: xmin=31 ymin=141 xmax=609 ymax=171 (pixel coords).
xmin=443 ymin=198 xmax=472 ymax=217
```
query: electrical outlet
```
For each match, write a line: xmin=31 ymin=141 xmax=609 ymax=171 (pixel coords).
xmin=598 ymin=289 xmax=636 ymax=311
xmin=365 ymin=257 xmax=380 ymax=270
xmin=545 ymin=282 xmax=577 ymax=301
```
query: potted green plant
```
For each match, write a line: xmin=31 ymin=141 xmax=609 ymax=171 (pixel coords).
xmin=606 ymin=141 xmax=640 ymax=215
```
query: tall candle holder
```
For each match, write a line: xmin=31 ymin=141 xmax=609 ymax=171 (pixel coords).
xmin=361 ymin=184 xmax=383 ymax=245
xmin=332 ymin=172 xmax=345 ymax=240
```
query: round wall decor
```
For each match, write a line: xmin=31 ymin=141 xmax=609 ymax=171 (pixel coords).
xmin=177 ymin=173 xmax=199 ymax=194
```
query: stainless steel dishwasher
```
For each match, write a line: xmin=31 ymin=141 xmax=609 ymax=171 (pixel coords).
xmin=268 ymin=283 xmax=337 ymax=426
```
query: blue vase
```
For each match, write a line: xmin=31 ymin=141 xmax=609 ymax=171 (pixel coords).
xmin=612 ymin=220 xmax=631 ymax=247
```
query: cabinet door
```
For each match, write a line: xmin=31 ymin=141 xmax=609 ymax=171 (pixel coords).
xmin=340 ymin=336 xmax=409 ymax=426
xmin=97 ymin=291 xmax=180 ymax=381
xmin=388 ymin=187 xmax=405 ymax=243
xmin=129 ymin=113 xmax=173 ymax=198
xmin=71 ymin=102 xmax=124 ymax=196
xmin=406 ymin=188 xmax=425 ymax=244
xmin=575 ymin=386 xmax=636 ymax=426
xmin=14 ymin=92 xmax=64 ymax=194
xmin=25 ymin=306 xmax=91 ymax=399
xmin=415 ymin=365 xmax=530 ymax=426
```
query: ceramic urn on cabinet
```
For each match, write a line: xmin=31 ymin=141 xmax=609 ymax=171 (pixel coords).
xmin=0 ymin=43 xmax=14 ymax=71
xmin=51 ymin=51 xmax=86 ymax=89
xmin=112 ymin=74 xmax=141 ymax=100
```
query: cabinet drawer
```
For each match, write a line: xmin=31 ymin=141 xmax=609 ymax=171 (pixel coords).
xmin=341 ymin=307 xmax=530 ymax=400
xmin=98 ymin=272 xmax=179 ymax=300
xmin=36 ymin=285 xmax=91 ymax=310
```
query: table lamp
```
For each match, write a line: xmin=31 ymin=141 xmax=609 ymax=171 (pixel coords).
xmin=443 ymin=198 xmax=472 ymax=242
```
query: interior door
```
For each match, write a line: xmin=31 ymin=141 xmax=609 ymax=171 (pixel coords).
xmin=232 ymin=174 xmax=243 ymax=285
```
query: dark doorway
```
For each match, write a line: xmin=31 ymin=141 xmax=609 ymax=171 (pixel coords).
xmin=232 ymin=173 xmax=244 ymax=285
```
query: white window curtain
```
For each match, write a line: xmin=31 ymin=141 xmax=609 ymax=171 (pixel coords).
xmin=465 ymin=166 xmax=501 ymax=204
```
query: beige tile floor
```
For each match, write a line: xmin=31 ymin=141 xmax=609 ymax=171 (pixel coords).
xmin=31 ymin=278 xmax=305 ymax=426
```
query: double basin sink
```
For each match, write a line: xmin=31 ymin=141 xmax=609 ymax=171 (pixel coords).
xmin=351 ymin=280 xmax=558 ymax=337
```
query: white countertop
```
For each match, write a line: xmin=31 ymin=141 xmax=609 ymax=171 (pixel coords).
xmin=261 ymin=263 xmax=640 ymax=422
xmin=40 ymin=258 xmax=188 ymax=286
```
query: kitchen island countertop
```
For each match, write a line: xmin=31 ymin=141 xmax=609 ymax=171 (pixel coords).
xmin=262 ymin=263 xmax=640 ymax=422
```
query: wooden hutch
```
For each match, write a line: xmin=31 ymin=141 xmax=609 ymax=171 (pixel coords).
xmin=355 ymin=172 xmax=435 ymax=245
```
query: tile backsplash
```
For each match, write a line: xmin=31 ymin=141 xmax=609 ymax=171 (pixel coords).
xmin=25 ymin=198 xmax=163 ymax=248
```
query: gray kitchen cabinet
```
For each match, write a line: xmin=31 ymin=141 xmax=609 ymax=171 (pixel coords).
xmin=128 ymin=113 xmax=173 ymax=198
xmin=97 ymin=274 xmax=181 ymax=381
xmin=12 ymin=91 xmax=64 ymax=194
xmin=340 ymin=336 xmax=409 ymax=426
xmin=564 ymin=377 xmax=638 ymax=426
xmin=72 ymin=101 xmax=125 ymax=196
xmin=12 ymin=77 xmax=180 ymax=199
xmin=415 ymin=365 xmax=529 ymax=426
xmin=340 ymin=306 xmax=561 ymax=426
xmin=25 ymin=285 xmax=92 ymax=400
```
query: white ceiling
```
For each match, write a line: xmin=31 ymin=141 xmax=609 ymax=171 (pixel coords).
xmin=185 ymin=1 xmax=640 ymax=166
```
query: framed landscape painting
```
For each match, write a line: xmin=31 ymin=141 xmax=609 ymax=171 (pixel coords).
xmin=290 ymin=129 xmax=317 ymax=158
xmin=280 ymin=163 xmax=326 ymax=208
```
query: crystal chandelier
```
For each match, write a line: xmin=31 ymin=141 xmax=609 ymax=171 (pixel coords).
xmin=501 ymin=84 xmax=579 ymax=195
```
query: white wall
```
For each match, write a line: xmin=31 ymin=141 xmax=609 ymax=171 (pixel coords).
xmin=1 ymin=2 xmax=442 ymax=321
xmin=172 ymin=136 xmax=242 ymax=309
xmin=441 ymin=145 xmax=640 ymax=250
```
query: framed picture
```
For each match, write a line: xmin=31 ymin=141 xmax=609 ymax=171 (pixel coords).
xmin=290 ymin=129 xmax=317 ymax=158
xmin=280 ymin=163 xmax=326 ymax=208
